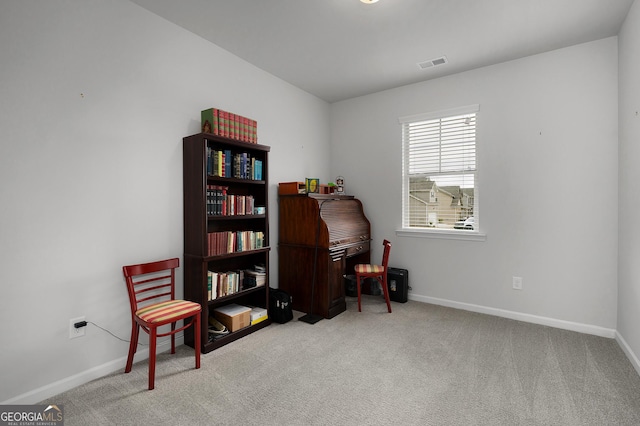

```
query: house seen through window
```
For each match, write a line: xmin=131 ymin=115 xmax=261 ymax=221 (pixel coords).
xmin=400 ymin=105 xmax=478 ymax=232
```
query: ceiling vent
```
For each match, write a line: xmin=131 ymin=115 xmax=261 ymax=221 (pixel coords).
xmin=417 ymin=56 xmax=448 ymax=70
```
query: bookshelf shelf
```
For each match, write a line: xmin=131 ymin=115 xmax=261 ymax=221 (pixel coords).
xmin=207 ymin=285 xmax=266 ymax=305
xmin=202 ymin=247 xmax=271 ymax=262
xmin=208 ymin=214 xmax=267 ymax=221
xmin=209 ymin=176 xmax=266 ymax=185
xmin=183 ymin=132 xmax=271 ymax=354
xmin=205 ymin=319 xmax=271 ymax=352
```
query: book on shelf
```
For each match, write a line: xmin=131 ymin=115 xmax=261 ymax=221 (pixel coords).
xmin=241 ymin=116 xmax=249 ymax=143
xmin=253 ymin=159 xmax=263 ymax=180
xmin=224 ymin=149 xmax=232 ymax=177
xmin=208 ymin=272 xmax=213 ymax=300
xmin=209 ymin=149 xmax=218 ymax=177
xmin=206 ymin=185 xmax=229 ymax=216
xmin=235 ymin=114 xmax=241 ymax=141
xmin=207 ymin=186 xmax=256 ymax=217
xmin=220 ymin=110 xmax=229 ymax=138
xmin=250 ymin=119 xmax=257 ymax=143
xmin=234 ymin=152 xmax=250 ymax=179
xmin=207 ymin=269 xmax=266 ymax=300
xmin=207 ymin=230 xmax=264 ymax=256
xmin=217 ymin=150 xmax=224 ymax=177
xmin=206 ymin=147 xmax=262 ymax=181
xmin=244 ymin=265 xmax=266 ymax=288
xmin=208 ymin=269 xmax=252 ymax=300
xmin=208 ymin=267 xmax=267 ymax=298
xmin=201 ymin=108 xmax=219 ymax=135
xmin=233 ymin=113 xmax=241 ymax=140
xmin=201 ymin=108 xmax=258 ymax=144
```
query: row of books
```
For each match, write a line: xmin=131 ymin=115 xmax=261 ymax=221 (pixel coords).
xmin=207 ymin=270 xmax=240 ymax=300
xmin=201 ymin=108 xmax=258 ymax=144
xmin=207 ymin=147 xmax=263 ymax=180
xmin=207 ymin=267 xmax=267 ymax=300
xmin=207 ymin=185 xmax=257 ymax=216
xmin=207 ymin=230 xmax=265 ymax=256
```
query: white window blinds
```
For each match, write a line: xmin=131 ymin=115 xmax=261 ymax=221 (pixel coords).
xmin=400 ymin=105 xmax=479 ymax=231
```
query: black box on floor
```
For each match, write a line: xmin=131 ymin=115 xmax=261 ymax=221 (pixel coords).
xmin=344 ymin=275 xmax=357 ymax=297
xmin=387 ymin=267 xmax=409 ymax=303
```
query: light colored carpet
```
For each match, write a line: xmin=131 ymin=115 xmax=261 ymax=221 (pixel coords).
xmin=41 ymin=297 xmax=640 ymax=425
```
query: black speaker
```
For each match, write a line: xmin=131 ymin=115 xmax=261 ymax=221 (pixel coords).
xmin=387 ymin=267 xmax=409 ymax=303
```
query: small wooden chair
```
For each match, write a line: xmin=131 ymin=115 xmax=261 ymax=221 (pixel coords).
xmin=354 ymin=239 xmax=392 ymax=313
xmin=122 ymin=258 xmax=201 ymax=390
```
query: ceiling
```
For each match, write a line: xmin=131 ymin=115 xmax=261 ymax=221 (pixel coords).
xmin=130 ymin=0 xmax=634 ymax=103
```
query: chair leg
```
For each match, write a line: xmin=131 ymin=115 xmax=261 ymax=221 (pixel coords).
xmin=170 ymin=322 xmax=176 ymax=354
xmin=356 ymin=273 xmax=362 ymax=312
xmin=381 ymin=274 xmax=392 ymax=313
xmin=148 ymin=328 xmax=157 ymax=390
xmin=194 ymin=314 xmax=201 ymax=370
xmin=125 ymin=323 xmax=139 ymax=373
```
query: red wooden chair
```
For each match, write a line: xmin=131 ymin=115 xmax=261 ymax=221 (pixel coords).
xmin=354 ymin=239 xmax=393 ymax=313
xmin=122 ymin=258 xmax=201 ymax=390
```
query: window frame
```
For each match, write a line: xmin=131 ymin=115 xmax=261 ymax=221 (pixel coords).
xmin=397 ymin=104 xmax=486 ymax=242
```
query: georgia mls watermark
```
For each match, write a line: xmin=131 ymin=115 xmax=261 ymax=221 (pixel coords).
xmin=0 ymin=405 xmax=63 ymax=426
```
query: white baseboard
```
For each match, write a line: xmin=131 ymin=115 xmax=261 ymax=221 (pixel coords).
xmin=412 ymin=294 xmax=640 ymax=375
xmin=410 ymin=294 xmax=617 ymax=338
xmin=1 ymin=339 xmax=177 ymax=405
xmin=615 ymin=331 xmax=640 ymax=376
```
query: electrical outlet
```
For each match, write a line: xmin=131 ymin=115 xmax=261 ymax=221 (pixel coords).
xmin=512 ymin=276 xmax=523 ymax=290
xmin=69 ymin=316 xmax=86 ymax=339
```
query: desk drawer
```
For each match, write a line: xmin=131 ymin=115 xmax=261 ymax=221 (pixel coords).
xmin=346 ymin=242 xmax=369 ymax=257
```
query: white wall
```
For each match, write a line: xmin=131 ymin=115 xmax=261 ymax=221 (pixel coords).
xmin=331 ymin=38 xmax=619 ymax=335
xmin=618 ymin=0 xmax=640 ymax=372
xmin=0 ymin=0 xmax=330 ymax=403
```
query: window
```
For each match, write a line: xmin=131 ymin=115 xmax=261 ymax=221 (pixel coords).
xmin=399 ymin=105 xmax=479 ymax=236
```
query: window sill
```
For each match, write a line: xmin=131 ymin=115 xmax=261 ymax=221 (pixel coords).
xmin=396 ymin=228 xmax=487 ymax=242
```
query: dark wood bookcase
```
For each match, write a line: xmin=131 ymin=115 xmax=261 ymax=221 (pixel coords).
xmin=182 ymin=132 xmax=271 ymax=353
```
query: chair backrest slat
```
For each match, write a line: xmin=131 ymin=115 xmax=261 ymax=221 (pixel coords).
xmin=134 ymin=282 xmax=172 ymax=297
xmin=123 ymin=258 xmax=180 ymax=312
xmin=131 ymin=273 xmax=172 ymax=286
xmin=136 ymin=291 xmax=173 ymax=305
